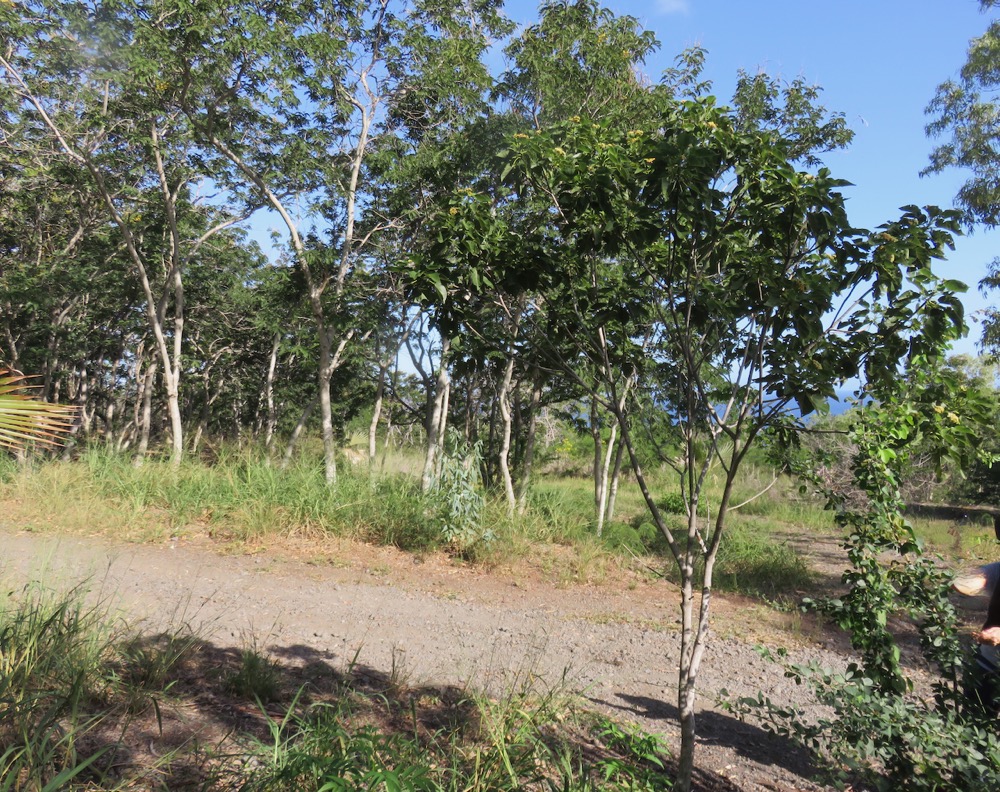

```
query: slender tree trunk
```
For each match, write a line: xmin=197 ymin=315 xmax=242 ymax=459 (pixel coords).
xmin=436 ymin=368 xmax=451 ymax=450
xmin=484 ymin=388 xmax=499 ymax=488
xmin=104 ymin=348 xmax=124 ymax=445
xmin=591 ymin=395 xmax=606 ymax=528
xmin=164 ymin=369 xmax=183 ymax=465
xmin=190 ymin=374 xmax=220 ymax=456
xmin=677 ymin=563 xmax=698 ymax=792
xmin=497 ymin=351 xmax=517 ymax=512
xmin=264 ymin=333 xmax=280 ymax=453
xmin=77 ymin=365 xmax=91 ymax=435
xmin=134 ymin=361 xmax=157 ymax=467
xmin=596 ymin=421 xmax=618 ymax=537
xmin=318 ymin=333 xmax=337 ymax=485
xmin=605 ymin=434 xmax=626 ymax=523
xmin=282 ymin=397 xmax=318 ymax=468
xmin=369 ymin=359 xmax=388 ymax=464
xmin=463 ymin=368 xmax=477 ymax=443
xmin=422 ymin=336 xmax=451 ymax=492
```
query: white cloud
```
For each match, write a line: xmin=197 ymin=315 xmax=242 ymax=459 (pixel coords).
xmin=656 ymin=0 xmax=690 ymax=14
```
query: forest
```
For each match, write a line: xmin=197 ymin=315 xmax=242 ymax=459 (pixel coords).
xmin=3 ymin=1 xmax=1000 ymax=791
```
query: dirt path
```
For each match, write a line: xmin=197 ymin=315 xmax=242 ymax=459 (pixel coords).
xmin=0 ymin=526 xmax=859 ymax=791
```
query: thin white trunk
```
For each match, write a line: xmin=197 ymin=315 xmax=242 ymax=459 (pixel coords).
xmin=605 ymin=435 xmax=626 ymax=523
xmin=422 ymin=336 xmax=451 ymax=492
xmin=264 ymin=333 xmax=280 ymax=453
xmin=134 ymin=361 xmax=157 ymax=468
xmin=497 ymin=352 xmax=517 ymax=512
xmin=369 ymin=360 xmax=388 ymax=463
xmin=595 ymin=422 xmax=617 ymax=537
xmin=591 ymin=396 xmax=605 ymax=528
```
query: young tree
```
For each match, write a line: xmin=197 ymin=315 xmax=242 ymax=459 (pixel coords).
xmin=418 ymin=104 xmax=967 ymax=791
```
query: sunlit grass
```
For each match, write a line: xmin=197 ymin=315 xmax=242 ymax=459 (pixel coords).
xmin=0 ymin=581 xmax=676 ymax=791
xmin=0 ymin=441 xmax=840 ymax=602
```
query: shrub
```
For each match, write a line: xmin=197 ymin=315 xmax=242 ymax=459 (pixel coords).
xmin=729 ymin=389 xmax=1000 ymax=790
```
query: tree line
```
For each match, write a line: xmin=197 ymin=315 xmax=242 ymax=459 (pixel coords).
xmin=4 ymin=1 xmax=1000 ymax=788
xmin=0 ymin=1 xmax=854 ymax=490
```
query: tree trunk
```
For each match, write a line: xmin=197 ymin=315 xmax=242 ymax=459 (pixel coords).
xmin=282 ymin=397 xmax=318 ymax=468
xmin=676 ymin=567 xmax=698 ymax=792
xmin=462 ymin=368 xmax=477 ymax=442
xmin=263 ymin=333 xmax=280 ymax=453
xmin=134 ymin=361 xmax=157 ymax=467
xmin=422 ymin=336 xmax=451 ymax=492
xmin=605 ymin=434 xmax=626 ymax=523
xmin=497 ymin=351 xmax=517 ymax=512
xmin=164 ymin=368 xmax=184 ymax=466
xmin=596 ymin=421 xmax=618 ymax=537
xmin=369 ymin=358 xmax=388 ymax=464
xmin=591 ymin=395 xmax=606 ymax=528
xmin=318 ymin=335 xmax=337 ymax=485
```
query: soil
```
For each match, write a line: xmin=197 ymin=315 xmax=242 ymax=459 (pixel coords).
xmin=0 ymin=523 xmax=977 ymax=791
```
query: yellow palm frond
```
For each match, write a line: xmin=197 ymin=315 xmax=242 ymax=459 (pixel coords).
xmin=0 ymin=370 xmax=77 ymax=451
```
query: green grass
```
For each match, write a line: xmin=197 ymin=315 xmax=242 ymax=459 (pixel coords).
xmin=242 ymin=669 xmax=672 ymax=792
xmin=0 ymin=581 xmax=180 ymax=790
xmin=0 ymin=443 xmax=839 ymax=602
xmin=0 ymin=581 xmax=675 ymax=791
xmin=226 ymin=647 xmax=282 ymax=704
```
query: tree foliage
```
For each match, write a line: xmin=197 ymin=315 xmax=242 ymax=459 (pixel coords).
xmin=732 ymin=357 xmax=1000 ymax=790
xmin=413 ymin=87 xmax=968 ymax=790
xmin=925 ymin=0 xmax=1000 ymax=355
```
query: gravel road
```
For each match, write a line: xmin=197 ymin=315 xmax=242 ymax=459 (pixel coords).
xmin=0 ymin=527 xmax=861 ymax=791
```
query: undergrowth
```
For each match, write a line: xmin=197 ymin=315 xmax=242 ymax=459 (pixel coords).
xmin=0 ymin=445 xmax=821 ymax=602
xmin=0 ymin=582 xmax=674 ymax=791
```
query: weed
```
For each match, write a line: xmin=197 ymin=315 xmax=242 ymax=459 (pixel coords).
xmin=429 ymin=435 xmax=489 ymax=550
xmin=226 ymin=647 xmax=281 ymax=704
xmin=0 ymin=583 xmax=120 ymax=789
xmin=594 ymin=717 xmax=672 ymax=790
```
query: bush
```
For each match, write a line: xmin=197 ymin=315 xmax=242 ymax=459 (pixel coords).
xmin=729 ymin=392 xmax=1000 ymax=790
xmin=602 ymin=522 xmax=647 ymax=556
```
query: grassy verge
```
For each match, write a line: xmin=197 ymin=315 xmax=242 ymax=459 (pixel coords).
xmin=0 ymin=582 xmax=673 ymax=791
xmin=0 ymin=445 xmax=832 ymax=600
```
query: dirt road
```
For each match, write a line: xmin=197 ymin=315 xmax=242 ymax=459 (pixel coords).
xmin=0 ymin=527 xmax=854 ymax=791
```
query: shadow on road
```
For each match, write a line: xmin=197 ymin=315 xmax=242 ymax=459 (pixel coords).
xmin=588 ymin=690 xmax=819 ymax=789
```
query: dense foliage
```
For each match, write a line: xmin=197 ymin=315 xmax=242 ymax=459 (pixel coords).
xmin=3 ymin=1 xmax=997 ymax=790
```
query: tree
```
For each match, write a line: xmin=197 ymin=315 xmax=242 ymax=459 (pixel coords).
xmin=732 ymin=356 xmax=999 ymax=790
xmin=925 ymin=0 xmax=1000 ymax=353
xmin=138 ymin=0 xmax=509 ymax=482
xmin=0 ymin=0 xmax=261 ymax=465
xmin=417 ymin=101 xmax=967 ymax=791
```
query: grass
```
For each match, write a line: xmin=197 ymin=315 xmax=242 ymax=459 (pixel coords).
xmin=0 ymin=581 xmax=194 ymax=790
xmin=0 ymin=581 xmax=675 ymax=791
xmin=0 ymin=443 xmax=842 ymax=603
xmin=225 ymin=646 xmax=282 ymax=704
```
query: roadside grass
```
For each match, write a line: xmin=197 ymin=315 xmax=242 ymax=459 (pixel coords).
xmin=906 ymin=513 xmax=1000 ymax=564
xmin=0 ymin=582 xmax=675 ymax=791
xmin=1 ymin=444 xmax=838 ymax=602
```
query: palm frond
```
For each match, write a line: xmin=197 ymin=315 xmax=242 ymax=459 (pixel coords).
xmin=0 ymin=370 xmax=77 ymax=451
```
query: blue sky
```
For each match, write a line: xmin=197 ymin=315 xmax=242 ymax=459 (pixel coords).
xmin=500 ymin=0 xmax=999 ymax=356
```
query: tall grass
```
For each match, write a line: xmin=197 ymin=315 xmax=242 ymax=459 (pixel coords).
xmin=0 ymin=447 xmax=442 ymax=549
xmin=1 ymin=444 xmax=834 ymax=600
xmin=0 ymin=582 xmax=157 ymax=790
xmin=0 ymin=581 xmax=674 ymax=791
